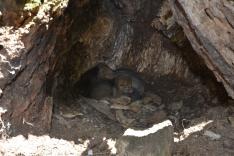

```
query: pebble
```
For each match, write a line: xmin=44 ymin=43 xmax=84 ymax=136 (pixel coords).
xmin=88 ymin=149 xmax=93 ymax=156
xmin=204 ymin=130 xmax=221 ymax=140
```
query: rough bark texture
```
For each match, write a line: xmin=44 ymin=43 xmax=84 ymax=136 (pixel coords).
xmin=0 ymin=1 xmax=66 ymax=135
xmin=58 ymin=0 xmax=196 ymax=90
xmin=169 ymin=0 xmax=234 ymax=98
xmin=0 ymin=0 xmax=228 ymax=135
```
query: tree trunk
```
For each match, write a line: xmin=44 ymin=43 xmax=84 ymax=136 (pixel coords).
xmin=0 ymin=0 xmax=66 ymax=135
xmin=169 ymin=0 xmax=234 ymax=98
xmin=0 ymin=0 xmax=231 ymax=135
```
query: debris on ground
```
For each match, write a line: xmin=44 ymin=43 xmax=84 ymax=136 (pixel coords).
xmin=1 ymin=77 xmax=234 ymax=155
xmin=204 ymin=130 xmax=221 ymax=140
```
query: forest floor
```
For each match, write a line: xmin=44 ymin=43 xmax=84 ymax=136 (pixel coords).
xmin=1 ymin=76 xmax=234 ymax=155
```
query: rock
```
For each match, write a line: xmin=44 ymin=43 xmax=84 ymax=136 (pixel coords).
xmin=227 ymin=117 xmax=234 ymax=127
xmin=110 ymin=96 xmax=131 ymax=105
xmin=88 ymin=149 xmax=93 ymax=156
xmin=204 ymin=130 xmax=221 ymax=140
xmin=170 ymin=100 xmax=183 ymax=111
xmin=116 ymin=120 xmax=173 ymax=156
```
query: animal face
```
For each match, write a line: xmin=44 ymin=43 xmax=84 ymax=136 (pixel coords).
xmin=115 ymin=76 xmax=133 ymax=94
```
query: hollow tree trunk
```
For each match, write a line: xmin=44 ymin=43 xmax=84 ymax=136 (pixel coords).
xmin=169 ymin=0 xmax=234 ymax=98
xmin=0 ymin=0 xmax=231 ymax=136
xmin=0 ymin=0 xmax=193 ymax=135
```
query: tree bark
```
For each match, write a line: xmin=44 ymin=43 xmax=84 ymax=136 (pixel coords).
xmin=169 ymin=0 xmax=234 ymax=98
xmin=1 ymin=0 xmax=230 ymax=136
xmin=0 ymin=1 xmax=65 ymax=135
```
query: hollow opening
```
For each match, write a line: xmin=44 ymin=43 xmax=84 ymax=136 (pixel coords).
xmin=48 ymin=0 xmax=232 ymax=145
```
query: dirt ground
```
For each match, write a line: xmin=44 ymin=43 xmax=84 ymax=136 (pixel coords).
xmin=1 ymin=76 xmax=234 ymax=156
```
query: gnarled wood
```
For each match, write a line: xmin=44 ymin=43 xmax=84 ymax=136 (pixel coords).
xmin=169 ymin=0 xmax=234 ymax=98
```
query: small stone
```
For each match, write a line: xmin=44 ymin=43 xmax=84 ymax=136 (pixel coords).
xmin=77 ymin=138 xmax=83 ymax=143
xmin=204 ymin=130 xmax=221 ymax=140
xmin=0 ymin=88 xmax=2 ymax=96
xmin=88 ymin=149 xmax=93 ymax=156
xmin=227 ymin=117 xmax=234 ymax=127
xmin=170 ymin=100 xmax=183 ymax=111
